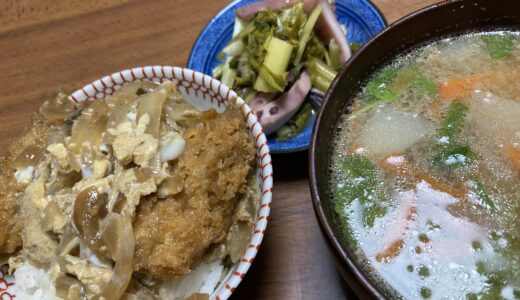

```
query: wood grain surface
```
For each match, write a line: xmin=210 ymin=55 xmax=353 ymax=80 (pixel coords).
xmin=0 ymin=0 xmax=439 ymax=299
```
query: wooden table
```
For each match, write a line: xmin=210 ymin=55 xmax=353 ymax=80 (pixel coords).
xmin=0 ymin=0 xmax=439 ymax=298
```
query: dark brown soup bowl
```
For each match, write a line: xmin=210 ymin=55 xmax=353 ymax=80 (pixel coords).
xmin=309 ymin=0 xmax=520 ymax=298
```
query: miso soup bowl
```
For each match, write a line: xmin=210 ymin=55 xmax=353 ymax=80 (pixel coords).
xmin=1 ymin=66 xmax=273 ymax=300
xmin=309 ymin=0 xmax=520 ymax=298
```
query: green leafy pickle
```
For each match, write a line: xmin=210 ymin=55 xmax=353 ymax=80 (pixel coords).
xmin=212 ymin=2 xmax=339 ymax=134
xmin=275 ymin=102 xmax=312 ymax=140
xmin=258 ymin=65 xmax=287 ymax=92
xmin=306 ymin=35 xmax=329 ymax=63
xmin=307 ymin=56 xmax=335 ymax=92
xmin=294 ymin=3 xmax=322 ymax=65
xmin=276 ymin=3 xmax=306 ymax=41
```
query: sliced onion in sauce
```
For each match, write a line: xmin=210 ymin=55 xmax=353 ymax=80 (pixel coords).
xmin=185 ymin=293 xmax=210 ymax=300
xmin=228 ymin=221 xmax=254 ymax=263
xmin=122 ymin=279 xmax=156 ymax=300
xmin=56 ymin=275 xmax=83 ymax=300
xmin=97 ymin=213 xmax=135 ymax=300
xmin=41 ymin=201 xmax=63 ymax=232
xmin=67 ymin=153 xmax=82 ymax=172
xmin=57 ymin=227 xmax=81 ymax=257
xmin=104 ymin=82 xmax=158 ymax=130
xmin=136 ymin=89 xmax=167 ymax=139
xmin=46 ymin=170 xmax=82 ymax=196
xmin=47 ymin=124 xmax=71 ymax=145
xmin=69 ymin=101 xmax=109 ymax=153
xmin=157 ymin=174 xmax=184 ymax=198
xmin=112 ymin=82 xmax=158 ymax=100
xmin=135 ymin=168 xmax=155 ymax=183
xmin=72 ymin=187 xmax=108 ymax=256
xmin=14 ymin=145 xmax=44 ymax=169
xmin=111 ymin=193 xmax=127 ymax=215
xmin=105 ymin=96 xmax=137 ymax=130
xmin=164 ymin=96 xmax=201 ymax=124
xmin=136 ymin=86 xmax=168 ymax=172
xmin=39 ymin=92 xmax=77 ymax=122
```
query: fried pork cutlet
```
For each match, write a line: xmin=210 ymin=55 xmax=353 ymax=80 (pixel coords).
xmin=133 ymin=107 xmax=256 ymax=280
xmin=0 ymin=112 xmax=52 ymax=255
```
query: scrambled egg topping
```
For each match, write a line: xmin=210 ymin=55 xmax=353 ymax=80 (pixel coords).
xmin=0 ymin=82 xmax=258 ymax=299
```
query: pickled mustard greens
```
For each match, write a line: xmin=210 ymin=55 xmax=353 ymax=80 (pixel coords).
xmin=331 ymin=32 xmax=520 ymax=299
xmin=214 ymin=1 xmax=358 ymax=138
xmin=214 ymin=3 xmax=336 ymax=93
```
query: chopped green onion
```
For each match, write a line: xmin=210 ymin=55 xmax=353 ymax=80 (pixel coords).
xmin=470 ymin=176 xmax=497 ymax=212
xmin=482 ymin=34 xmax=515 ymax=59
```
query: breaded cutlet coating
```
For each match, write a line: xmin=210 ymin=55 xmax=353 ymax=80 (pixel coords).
xmin=133 ymin=107 xmax=255 ymax=280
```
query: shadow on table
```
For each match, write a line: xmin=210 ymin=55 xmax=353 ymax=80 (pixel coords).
xmin=270 ymin=150 xmax=310 ymax=181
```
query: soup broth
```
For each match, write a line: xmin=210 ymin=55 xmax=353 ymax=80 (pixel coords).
xmin=331 ymin=31 xmax=520 ymax=299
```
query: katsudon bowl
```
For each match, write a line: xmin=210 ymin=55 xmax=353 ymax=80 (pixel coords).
xmin=310 ymin=0 xmax=520 ymax=298
xmin=3 ymin=66 xmax=273 ymax=300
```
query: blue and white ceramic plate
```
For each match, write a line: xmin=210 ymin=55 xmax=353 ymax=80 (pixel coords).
xmin=188 ymin=0 xmax=386 ymax=153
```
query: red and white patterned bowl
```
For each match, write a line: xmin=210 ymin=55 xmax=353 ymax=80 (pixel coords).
xmin=3 ymin=66 xmax=273 ymax=300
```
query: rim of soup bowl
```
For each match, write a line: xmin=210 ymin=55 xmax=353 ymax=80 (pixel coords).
xmin=308 ymin=0 xmax=516 ymax=297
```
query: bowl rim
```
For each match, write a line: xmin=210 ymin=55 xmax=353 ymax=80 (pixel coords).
xmin=69 ymin=66 xmax=273 ymax=300
xmin=309 ymin=0 xmax=467 ymax=298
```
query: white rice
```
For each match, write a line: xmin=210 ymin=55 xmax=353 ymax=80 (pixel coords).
xmin=158 ymin=259 xmax=224 ymax=300
xmin=13 ymin=259 xmax=224 ymax=299
xmin=14 ymin=262 xmax=57 ymax=300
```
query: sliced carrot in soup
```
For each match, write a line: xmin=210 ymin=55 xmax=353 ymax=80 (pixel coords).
xmin=439 ymin=74 xmax=496 ymax=100
xmin=506 ymin=145 xmax=520 ymax=175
